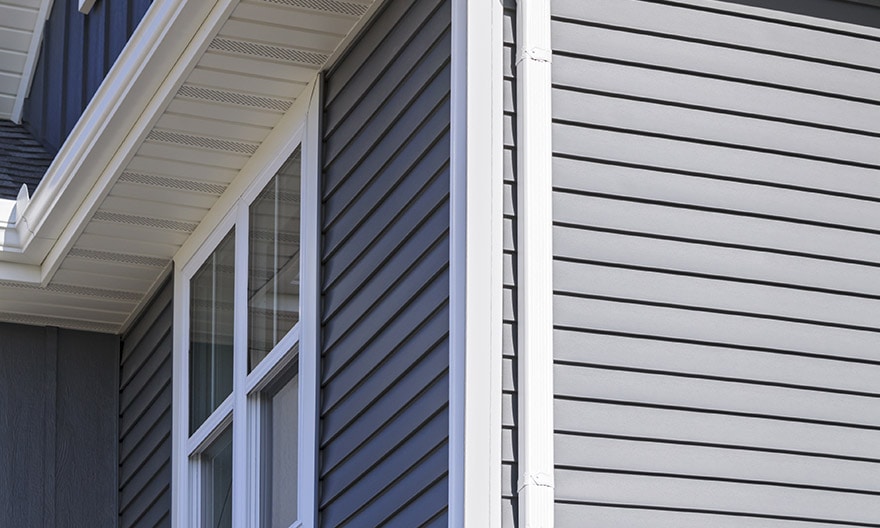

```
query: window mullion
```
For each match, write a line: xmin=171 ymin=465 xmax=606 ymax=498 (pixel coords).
xmin=232 ymin=201 xmax=250 ymax=528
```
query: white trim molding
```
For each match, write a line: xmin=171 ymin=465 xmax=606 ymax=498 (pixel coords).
xmin=450 ymin=0 xmax=503 ymax=526
xmin=516 ymin=0 xmax=555 ymax=527
xmin=11 ymin=0 xmax=54 ymax=124
xmin=78 ymin=0 xmax=96 ymax=14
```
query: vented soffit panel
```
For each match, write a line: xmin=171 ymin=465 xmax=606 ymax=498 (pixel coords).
xmin=0 ymin=0 xmax=378 ymax=333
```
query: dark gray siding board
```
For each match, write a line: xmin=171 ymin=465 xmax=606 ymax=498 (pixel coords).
xmin=23 ymin=0 xmax=153 ymax=153
xmin=0 ymin=322 xmax=118 ymax=528
xmin=318 ymin=0 xmax=451 ymax=524
xmin=501 ymin=1 xmax=518 ymax=526
xmin=550 ymin=0 xmax=880 ymax=525
xmin=119 ymin=277 xmax=173 ymax=528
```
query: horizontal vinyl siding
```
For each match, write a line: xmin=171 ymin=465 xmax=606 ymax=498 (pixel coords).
xmin=317 ymin=0 xmax=451 ymax=525
xmin=500 ymin=1 xmax=518 ymax=527
xmin=23 ymin=0 xmax=153 ymax=152
xmin=550 ymin=0 xmax=880 ymax=526
xmin=119 ymin=277 xmax=172 ymax=528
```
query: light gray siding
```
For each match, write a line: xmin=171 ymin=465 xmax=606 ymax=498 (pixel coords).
xmin=550 ymin=0 xmax=880 ymax=526
xmin=318 ymin=0 xmax=451 ymax=525
xmin=0 ymin=323 xmax=119 ymax=528
xmin=501 ymin=1 xmax=519 ymax=526
xmin=119 ymin=277 xmax=173 ymax=528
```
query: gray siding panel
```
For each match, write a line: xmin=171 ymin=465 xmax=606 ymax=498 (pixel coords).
xmin=501 ymin=1 xmax=518 ymax=526
xmin=0 ymin=323 xmax=118 ymax=528
xmin=318 ymin=0 xmax=451 ymax=525
xmin=119 ymin=277 xmax=173 ymax=528
xmin=550 ymin=0 xmax=880 ymax=525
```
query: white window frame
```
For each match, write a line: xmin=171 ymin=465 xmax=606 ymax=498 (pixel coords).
xmin=172 ymin=78 xmax=322 ymax=528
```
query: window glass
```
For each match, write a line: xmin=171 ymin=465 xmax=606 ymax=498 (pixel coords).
xmin=259 ymin=360 xmax=299 ymax=527
xmin=202 ymin=428 xmax=233 ymax=528
xmin=248 ymin=147 xmax=302 ymax=370
xmin=190 ymin=229 xmax=235 ymax=433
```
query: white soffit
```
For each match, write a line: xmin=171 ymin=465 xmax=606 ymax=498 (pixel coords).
xmin=0 ymin=0 xmax=376 ymax=332
xmin=0 ymin=0 xmax=49 ymax=120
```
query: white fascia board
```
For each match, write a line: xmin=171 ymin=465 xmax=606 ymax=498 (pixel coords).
xmin=449 ymin=0 xmax=503 ymax=526
xmin=0 ymin=0 xmax=233 ymax=285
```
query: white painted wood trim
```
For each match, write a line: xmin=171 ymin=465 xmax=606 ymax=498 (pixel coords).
xmin=516 ymin=0 xmax=555 ymax=526
xmin=78 ymin=0 xmax=96 ymax=14
xmin=232 ymin=203 xmax=249 ymax=528
xmin=450 ymin=0 xmax=503 ymax=526
xmin=298 ymin=76 xmax=322 ymax=528
xmin=171 ymin=265 xmax=187 ymax=528
xmin=11 ymin=0 xmax=54 ymax=124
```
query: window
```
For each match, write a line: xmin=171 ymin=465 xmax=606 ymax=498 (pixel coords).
xmin=174 ymin=91 xmax=319 ymax=528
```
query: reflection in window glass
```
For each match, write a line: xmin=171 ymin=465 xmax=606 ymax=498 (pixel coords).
xmin=190 ymin=230 xmax=235 ymax=433
xmin=249 ymin=147 xmax=301 ymax=370
xmin=260 ymin=362 xmax=298 ymax=528
xmin=202 ymin=428 xmax=233 ymax=528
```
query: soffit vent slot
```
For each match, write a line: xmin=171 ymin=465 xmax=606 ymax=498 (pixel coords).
xmin=260 ymin=0 xmax=369 ymax=17
xmin=0 ymin=281 xmax=141 ymax=302
xmin=147 ymin=129 xmax=258 ymax=155
xmin=119 ymin=171 xmax=228 ymax=195
xmin=92 ymin=211 xmax=199 ymax=233
xmin=209 ymin=37 xmax=327 ymax=66
xmin=0 ymin=312 xmax=118 ymax=333
xmin=67 ymin=248 xmax=171 ymax=268
xmin=177 ymin=84 xmax=293 ymax=112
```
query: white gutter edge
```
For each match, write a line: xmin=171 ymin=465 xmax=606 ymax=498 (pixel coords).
xmin=10 ymin=0 xmax=54 ymax=124
xmin=0 ymin=0 xmax=229 ymax=286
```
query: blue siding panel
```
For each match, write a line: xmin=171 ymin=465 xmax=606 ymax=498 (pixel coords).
xmin=22 ymin=0 xmax=154 ymax=153
xmin=0 ymin=323 xmax=118 ymax=528
xmin=318 ymin=0 xmax=451 ymax=524
xmin=119 ymin=277 xmax=173 ymax=528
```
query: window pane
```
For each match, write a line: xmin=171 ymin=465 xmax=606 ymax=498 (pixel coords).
xmin=248 ymin=147 xmax=301 ymax=370
xmin=190 ymin=230 xmax=235 ymax=433
xmin=260 ymin=363 xmax=298 ymax=527
xmin=201 ymin=428 xmax=233 ymax=528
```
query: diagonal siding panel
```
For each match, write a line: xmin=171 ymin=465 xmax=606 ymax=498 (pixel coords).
xmin=318 ymin=0 xmax=451 ymax=524
xmin=119 ymin=276 xmax=172 ymax=528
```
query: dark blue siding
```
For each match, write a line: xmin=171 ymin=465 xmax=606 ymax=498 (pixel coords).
xmin=318 ymin=0 xmax=451 ymax=525
xmin=119 ymin=277 xmax=173 ymax=528
xmin=0 ymin=323 xmax=119 ymax=528
xmin=22 ymin=0 xmax=153 ymax=153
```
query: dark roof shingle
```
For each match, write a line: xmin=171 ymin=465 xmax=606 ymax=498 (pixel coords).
xmin=0 ymin=120 xmax=54 ymax=200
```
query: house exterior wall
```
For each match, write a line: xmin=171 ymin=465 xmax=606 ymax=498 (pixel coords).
xmin=0 ymin=322 xmax=118 ymax=528
xmin=119 ymin=277 xmax=173 ymax=528
xmin=547 ymin=0 xmax=880 ymax=525
xmin=22 ymin=0 xmax=152 ymax=153
xmin=317 ymin=0 xmax=451 ymax=525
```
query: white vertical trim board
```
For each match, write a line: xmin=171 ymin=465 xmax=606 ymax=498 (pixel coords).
xmin=298 ymin=76 xmax=322 ymax=528
xmin=450 ymin=0 xmax=503 ymax=526
xmin=516 ymin=0 xmax=555 ymax=527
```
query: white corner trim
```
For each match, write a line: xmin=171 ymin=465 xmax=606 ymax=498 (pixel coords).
xmin=11 ymin=0 xmax=54 ymax=124
xmin=298 ymin=75 xmax=322 ymax=528
xmin=516 ymin=0 xmax=555 ymax=527
xmin=171 ymin=265 xmax=188 ymax=528
xmin=78 ymin=0 xmax=96 ymax=14
xmin=450 ymin=0 xmax=503 ymax=526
